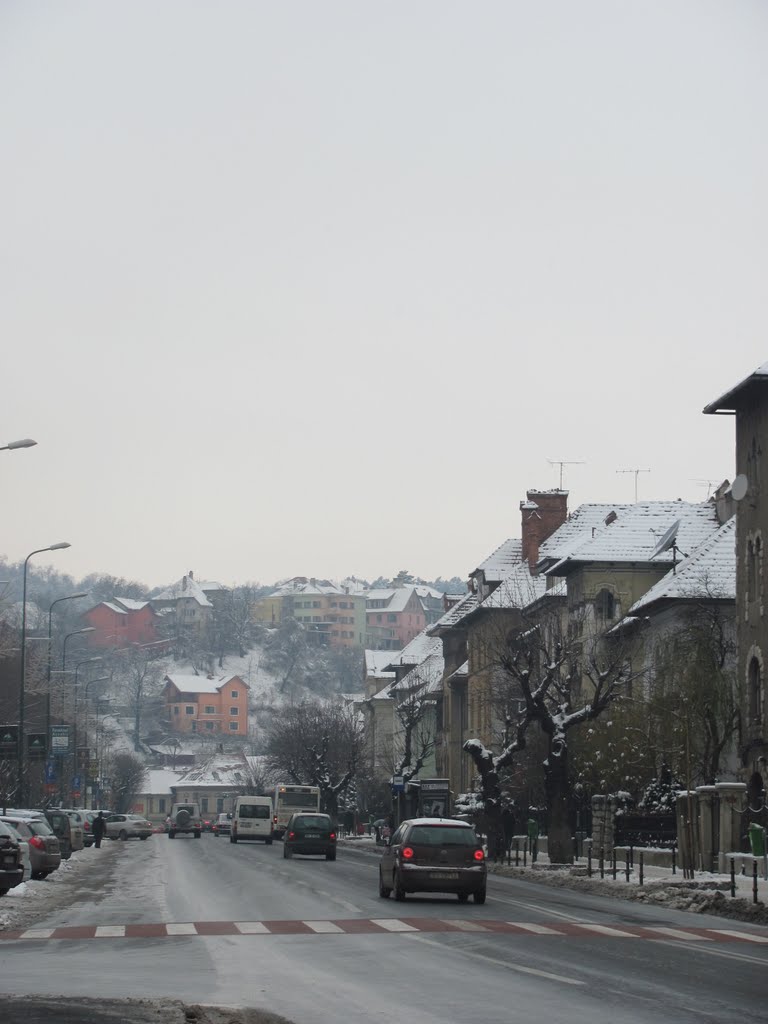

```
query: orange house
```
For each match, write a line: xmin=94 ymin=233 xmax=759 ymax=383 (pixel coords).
xmin=163 ymin=673 xmax=249 ymax=736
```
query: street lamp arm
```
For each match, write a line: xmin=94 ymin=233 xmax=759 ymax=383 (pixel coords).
xmin=1 ymin=438 xmax=37 ymax=450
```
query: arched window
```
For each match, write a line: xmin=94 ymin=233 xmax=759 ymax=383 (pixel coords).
xmin=595 ymin=588 xmax=615 ymax=621
xmin=748 ymin=656 xmax=762 ymax=723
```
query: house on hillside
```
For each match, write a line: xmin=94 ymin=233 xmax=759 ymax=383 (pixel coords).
xmin=704 ymin=362 xmax=768 ymax=798
xmin=82 ymin=597 xmax=163 ymax=650
xmin=163 ymin=672 xmax=249 ymax=736
xmin=255 ymin=578 xmax=367 ymax=648
xmin=151 ymin=572 xmax=214 ymax=636
xmin=364 ymin=587 xmax=428 ymax=650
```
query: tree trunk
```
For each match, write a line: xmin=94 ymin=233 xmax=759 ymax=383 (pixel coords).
xmin=545 ymin=747 xmax=573 ymax=864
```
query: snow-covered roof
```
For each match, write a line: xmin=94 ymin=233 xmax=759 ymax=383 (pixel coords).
xmin=412 ymin=585 xmax=445 ymax=600
xmin=471 ymin=538 xmax=524 ymax=583
xmin=703 ymin=361 xmax=768 ymax=414
xmin=174 ymin=755 xmax=250 ymax=788
xmin=476 ymin=560 xmax=547 ymax=611
xmin=140 ymin=769 xmax=184 ymax=796
xmin=365 ymin=650 xmax=398 ymax=678
xmin=385 ymin=630 xmax=442 ymax=669
xmin=545 ymin=501 xmax=720 ymax=572
xmin=102 ymin=602 xmax=128 ymax=616
xmin=427 ymin=591 xmax=479 ymax=635
xmin=197 ymin=581 xmax=228 ymax=593
xmin=164 ymin=672 xmax=248 ymax=695
xmin=537 ymin=504 xmax=632 ymax=568
xmin=365 ymin=587 xmax=424 ymax=613
xmin=153 ymin=575 xmax=213 ymax=608
xmin=394 ymin=652 xmax=445 ymax=698
xmin=628 ymin=517 xmax=736 ymax=615
xmin=113 ymin=597 xmax=150 ymax=612
xmin=271 ymin=578 xmax=342 ymax=596
xmin=446 ymin=660 xmax=468 ymax=682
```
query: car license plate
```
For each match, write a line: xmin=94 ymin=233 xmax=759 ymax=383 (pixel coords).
xmin=304 ymin=833 xmax=320 ymax=839
xmin=2 ymin=855 xmax=15 ymax=866
xmin=430 ymin=871 xmax=458 ymax=879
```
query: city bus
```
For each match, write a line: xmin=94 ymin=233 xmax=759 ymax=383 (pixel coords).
xmin=273 ymin=784 xmax=321 ymax=838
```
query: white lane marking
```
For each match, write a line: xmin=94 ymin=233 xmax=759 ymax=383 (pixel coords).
xmin=492 ymin=895 xmax=587 ymax=923
xmin=708 ymin=929 xmax=768 ymax=944
xmin=441 ymin=919 xmax=488 ymax=932
xmin=166 ymin=923 xmax=198 ymax=935
xmin=235 ymin=921 xmax=269 ymax=934
xmin=508 ymin=922 xmax=563 ymax=935
xmin=406 ymin=932 xmax=585 ymax=986
xmin=578 ymin=924 xmax=637 ymax=938
xmin=315 ymin=889 xmax=361 ymax=914
xmin=20 ymin=928 xmax=55 ymax=940
xmin=303 ymin=920 xmax=344 ymax=933
xmin=95 ymin=926 xmax=126 ymax=938
xmin=374 ymin=918 xmax=419 ymax=932
xmin=645 ymin=927 xmax=711 ymax=941
xmin=652 ymin=938 xmax=768 ymax=967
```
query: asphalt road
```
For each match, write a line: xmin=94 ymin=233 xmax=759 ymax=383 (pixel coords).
xmin=2 ymin=834 xmax=768 ymax=1023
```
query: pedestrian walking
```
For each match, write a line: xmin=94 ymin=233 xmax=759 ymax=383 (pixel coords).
xmin=93 ymin=811 xmax=107 ymax=848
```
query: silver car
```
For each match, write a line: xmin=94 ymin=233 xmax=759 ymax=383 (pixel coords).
xmin=105 ymin=814 xmax=153 ymax=841
xmin=1 ymin=816 xmax=62 ymax=879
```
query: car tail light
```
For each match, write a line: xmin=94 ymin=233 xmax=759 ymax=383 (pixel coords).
xmin=273 ymin=815 xmax=278 ymax=824
xmin=29 ymin=836 xmax=45 ymax=850
xmin=474 ymin=848 xmax=485 ymax=861
xmin=329 ymin=832 xmax=336 ymax=840
xmin=288 ymin=831 xmax=295 ymax=839
xmin=401 ymin=846 xmax=414 ymax=860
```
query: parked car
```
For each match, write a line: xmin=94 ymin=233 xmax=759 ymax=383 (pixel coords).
xmin=201 ymin=817 xmax=214 ymax=833
xmin=378 ymin=817 xmax=487 ymax=904
xmin=3 ymin=823 xmax=31 ymax=882
xmin=283 ymin=813 xmax=336 ymax=860
xmin=0 ymin=819 xmax=24 ymax=896
xmin=105 ymin=814 xmax=153 ymax=840
xmin=38 ymin=809 xmax=82 ymax=859
xmin=168 ymin=802 xmax=202 ymax=839
xmin=0 ymin=816 xmax=61 ymax=879
xmin=213 ymin=813 xmax=231 ymax=837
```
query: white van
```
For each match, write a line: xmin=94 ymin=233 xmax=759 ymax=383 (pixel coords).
xmin=231 ymin=796 xmax=273 ymax=844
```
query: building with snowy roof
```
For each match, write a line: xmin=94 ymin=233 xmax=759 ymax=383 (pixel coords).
xmin=163 ymin=672 xmax=250 ymax=737
xmin=151 ymin=571 xmax=214 ymax=637
xmin=82 ymin=597 xmax=163 ymax=650
xmin=255 ymin=578 xmax=367 ymax=649
xmin=704 ymin=361 xmax=768 ymax=798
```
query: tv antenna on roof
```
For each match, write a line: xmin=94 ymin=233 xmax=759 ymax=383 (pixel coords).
xmin=546 ymin=458 xmax=585 ymax=490
xmin=691 ymin=478 xmax=719 ymax=499
xmin=616 ymin=467 xmax=650 ymax=502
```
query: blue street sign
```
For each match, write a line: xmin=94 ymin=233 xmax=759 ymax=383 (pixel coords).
xmin=72 ymin=774 xmax=81 ymax=791
xmin=45 ymin=761 xmax=57 ymax=784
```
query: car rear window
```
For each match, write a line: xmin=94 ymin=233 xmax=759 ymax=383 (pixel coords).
xmin=28 ymin=821 xmax=53 ymax=836
xmin=408 ymin=826 xmax=478 ymax=846
xmin=0 ymin=820 xmax=16 ymax=838
xmin=239 ymin=805 xmax=271 ymax=819
xmin=294 ymin=815 xmax=330 ymax=829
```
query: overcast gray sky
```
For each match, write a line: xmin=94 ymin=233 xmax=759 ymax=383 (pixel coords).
xmin=2 ymin=1 xmax=766 ymax=589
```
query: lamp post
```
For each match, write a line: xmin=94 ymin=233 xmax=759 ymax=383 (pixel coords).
xmin=47 ymin=595 xmax=89 ymax=689
xmin=1 ymin=438 xmax=37 ymax=451
xmin=81 ymin=675 xmax=110 ymax=808
xmin=62 ymin=626 xmax=95 ymax=671
xmin=18 ymin=542 xmax=71 ymax=804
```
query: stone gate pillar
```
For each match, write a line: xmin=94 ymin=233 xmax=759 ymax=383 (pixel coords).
xmin=696 ymin=786 xmax=718 ymax=873
xmin=715 ymin=782 xmax=747 ymax=872
xmin=591 ymin=795 xmax=617 ymax=854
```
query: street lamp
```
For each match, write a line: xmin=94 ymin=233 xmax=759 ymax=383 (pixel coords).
xmin=1 ymin=438 xmax=37 ymax=451
xmin=62 ymin=626 xmax=95 ymax=671
xmin=47 ymin=594 xmax=89 ymax=690
xmin=18 ymin=542 xmax=71 ymax=803
xmin=80 ymin=674 xmax=110 ymax=808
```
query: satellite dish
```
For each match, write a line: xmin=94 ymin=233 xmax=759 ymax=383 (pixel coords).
xmin=651 ymin=519 xmax=681 ymax=560
xmin=732 ymin=474 xmax=749 ymax=501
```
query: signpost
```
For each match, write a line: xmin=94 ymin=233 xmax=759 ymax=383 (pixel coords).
xmin=51 ymin=725 xmax=70 ymax=755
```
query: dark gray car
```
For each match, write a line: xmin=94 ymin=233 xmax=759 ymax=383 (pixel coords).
xmin=379 ymin=817 xmax=487 ymax=903
xmin=1 ymin=816 xmax=62 ymax=879
xmin=283 ymin=813 xmax=336 ymax=860
xmin=0 ymin=820 xmax=24 ymax=895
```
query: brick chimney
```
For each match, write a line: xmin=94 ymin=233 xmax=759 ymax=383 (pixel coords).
xmin=521 ymin=490 xmax=569 ymax=569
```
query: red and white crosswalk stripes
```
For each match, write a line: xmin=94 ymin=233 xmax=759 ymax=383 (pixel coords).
xmin=2 ymin=918 xmax=768 ymax=944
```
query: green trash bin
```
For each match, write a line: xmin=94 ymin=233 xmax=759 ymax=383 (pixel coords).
xmin=748 ymin=823 xmax=766 ymax=857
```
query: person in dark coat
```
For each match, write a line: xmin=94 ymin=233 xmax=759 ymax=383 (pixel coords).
xmin=92 ymin=811 xmax=107 ymax=849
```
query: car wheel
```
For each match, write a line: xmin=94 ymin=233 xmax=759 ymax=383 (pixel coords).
xmin=194 ymin=831 xmax=201 ymax=839
xmin=393 ymin=871 xmax=406 ymax=902
xmin=378 ymin=869 xmax=392 ymax=899
xmin=119 ymin=830 xmax=128 ymax=841
xmin=0 ymin=888 xmax=8 ymax=897
xmin=325 ymin=850 xmax=336 ymax=861
xmin=283 ymin=845 xmax=292 ymax=859
xmin=169 ymin=831 xmax=176 ymax=839
xmin=230 ymin=835 xmax=237 ymax=844
xmin=473 ymin=888 xmax=487 ymax=905
xmin=457 ymin=892 xmax=469 ymax=903
xmin=266 ymin=838 xmax=272 ymax=845
xmin=139 ymin=836 xmax=148 ymax=840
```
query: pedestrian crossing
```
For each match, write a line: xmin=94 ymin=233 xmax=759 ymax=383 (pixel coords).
xmin=2 ymin=918 xmax=767 ymax=945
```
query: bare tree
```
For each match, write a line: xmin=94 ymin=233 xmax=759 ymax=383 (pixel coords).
xmin=107 ymin=751 xmax=147 ymax=813
xmin=110 ymin=645 xmax=164 ymax=752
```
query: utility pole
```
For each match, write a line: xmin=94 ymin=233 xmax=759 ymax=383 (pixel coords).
xmin=546 ymin=459 xmax=585 ymax=490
